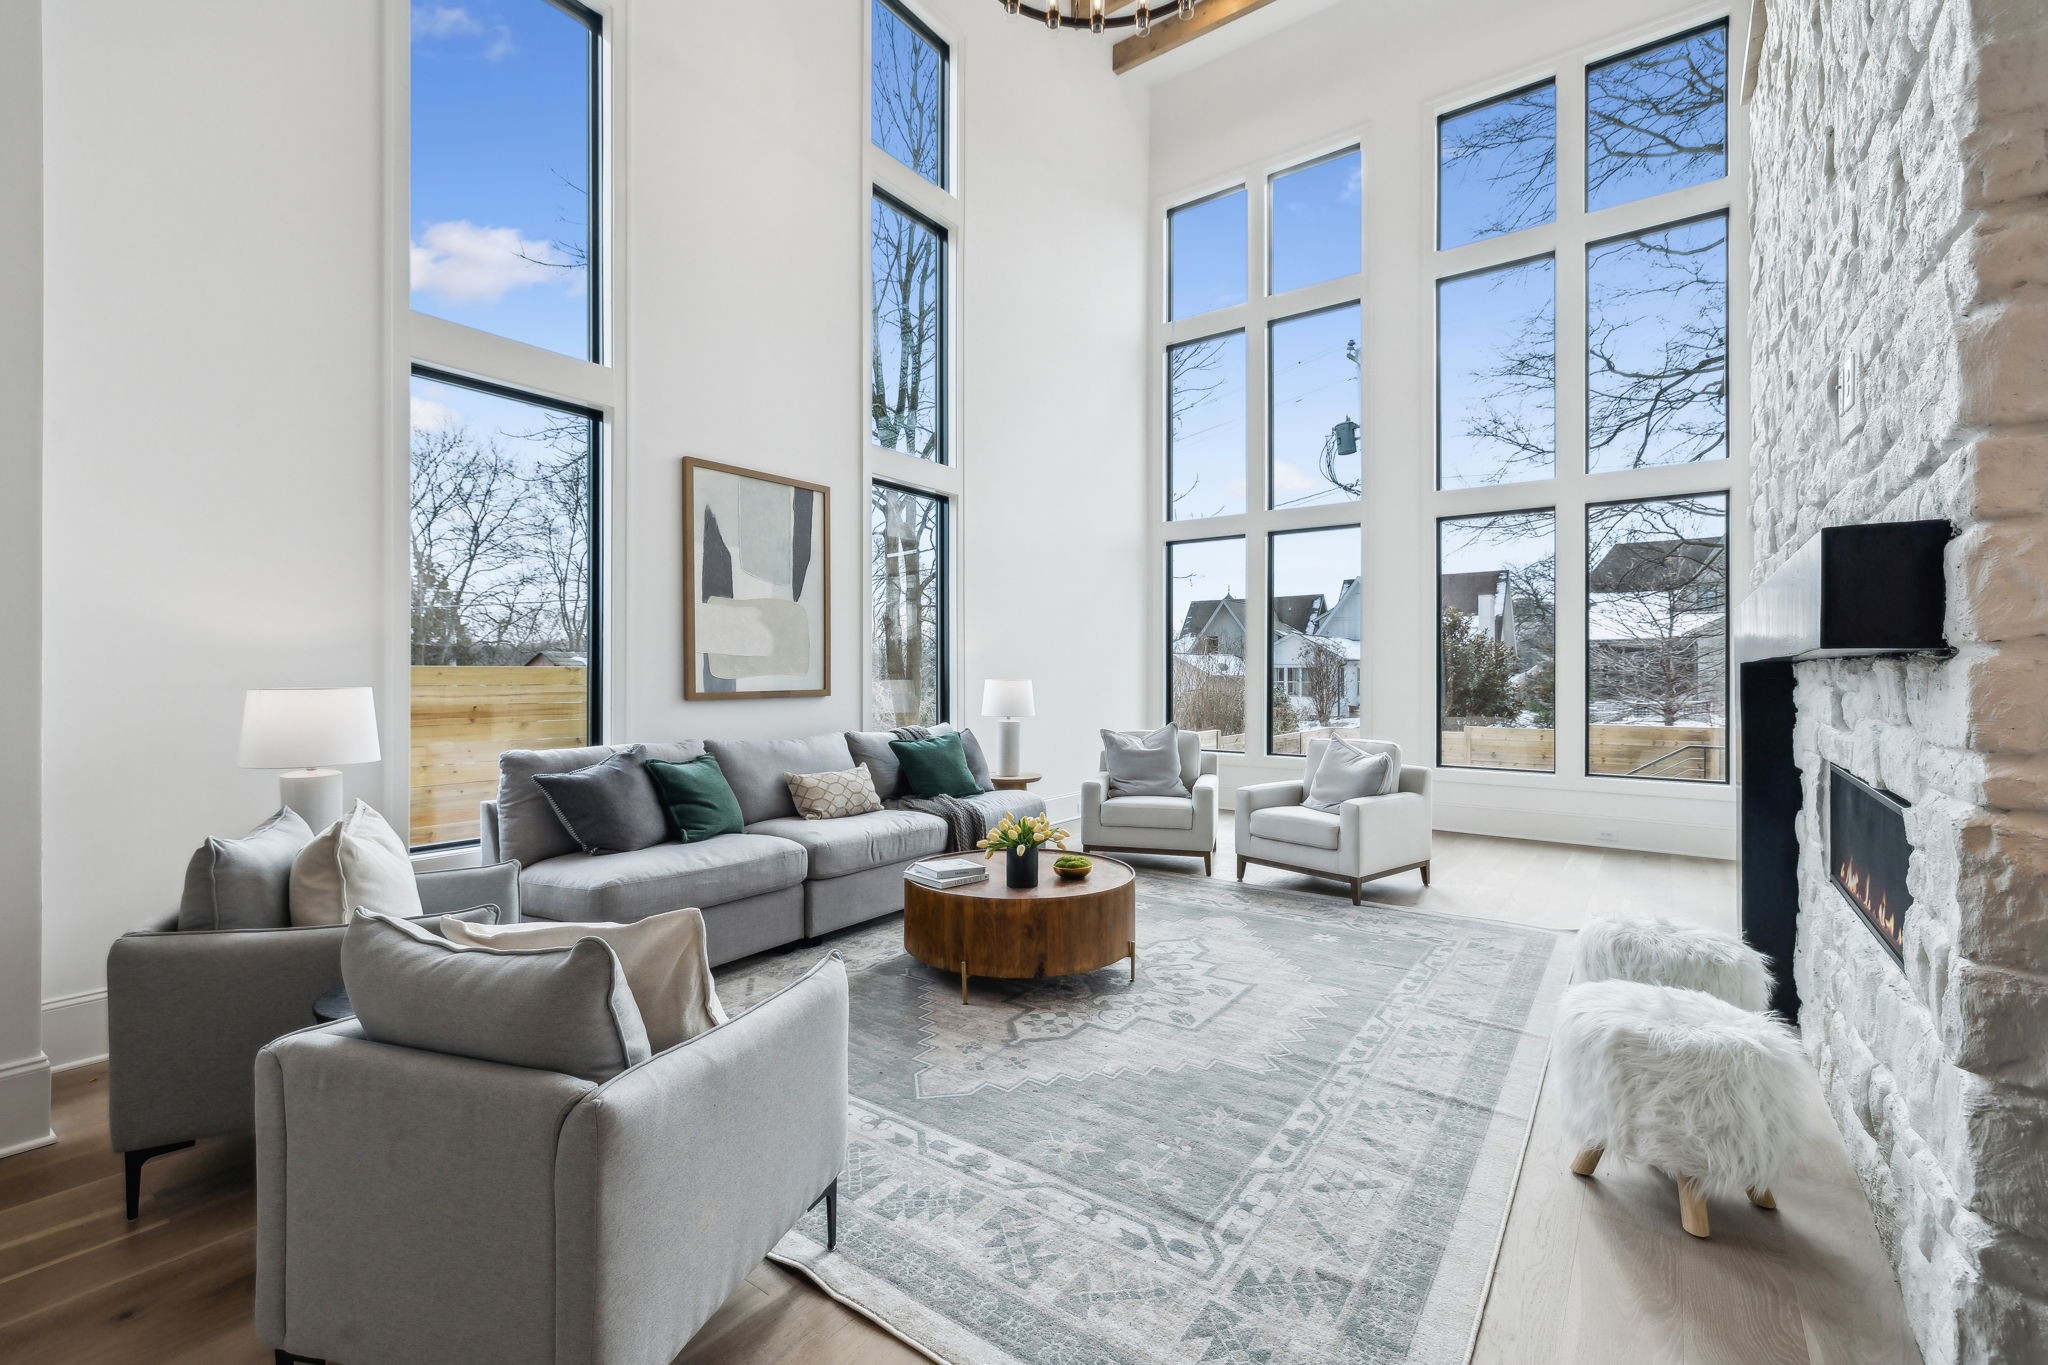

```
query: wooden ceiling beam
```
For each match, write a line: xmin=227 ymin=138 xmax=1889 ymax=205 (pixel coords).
xmin=1110 ymin=0 xmax=1284 ymax=75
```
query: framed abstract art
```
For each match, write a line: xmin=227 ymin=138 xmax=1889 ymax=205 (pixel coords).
xmin=682 ymin=457 xmax=831 ymax=699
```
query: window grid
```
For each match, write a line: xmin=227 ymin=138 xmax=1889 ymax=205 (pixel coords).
xmin=865 ymin=0 xmax=961 ymax=729
xmin=1429 ymin=18 xmax=1739 ymax=786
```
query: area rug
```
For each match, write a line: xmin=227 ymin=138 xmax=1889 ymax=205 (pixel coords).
xmin=716 ymin=875 xmax=1572 ymax=1365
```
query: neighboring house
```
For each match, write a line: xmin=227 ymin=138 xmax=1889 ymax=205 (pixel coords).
xmin=1440 ymin=569 xmax=1514 ymax=645
xmin=1586 ymin=536 xmax=1728 ymax=721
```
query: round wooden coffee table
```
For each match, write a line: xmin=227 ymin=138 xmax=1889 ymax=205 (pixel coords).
xmin=904 ymin=854 xmax=1138 ymax=1003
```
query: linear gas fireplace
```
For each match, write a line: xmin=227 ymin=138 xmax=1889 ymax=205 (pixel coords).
xmin=1827 ymin=765 xmax=1909 ymax=962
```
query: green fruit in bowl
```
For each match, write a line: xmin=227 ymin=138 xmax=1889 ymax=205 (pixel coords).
xmin=1053 ymin=855 xmax=1093 ymax=879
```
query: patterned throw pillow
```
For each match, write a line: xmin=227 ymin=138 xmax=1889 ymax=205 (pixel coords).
xmin=786 ymin=767 xmax=884 ymax=821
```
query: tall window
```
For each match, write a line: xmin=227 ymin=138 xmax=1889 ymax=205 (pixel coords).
xmin=409 ymin=0 xmax=599 ymax=359
xmin=866 ymin=3 xmax=957 ymax=725
xmin=1438 ymin=512 xmax=1555 ymax=771
xmin=871 ymin=483 xmax=947 ymax=727
xmin=407 ymin=0 xmax=608 ymax=848
xmin=1431 ymin=19 xmax=1734 ymax=783
xmin=1270 ymin=526 xmax=1363 ymax=755
xmin=1156 ymin=146 xmax=1365 ymax=756
xmin=1168 ymin=537 xmax=1248 ymax=753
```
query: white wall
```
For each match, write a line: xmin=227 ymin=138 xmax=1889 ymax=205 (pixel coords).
xmin=34 ymin=0 xmax=1148 ymax=1063
xmin=1142 ymin=0 xmax=1744 ymax=859
xmin=0 ymin=0 xmax=51 ymax=1156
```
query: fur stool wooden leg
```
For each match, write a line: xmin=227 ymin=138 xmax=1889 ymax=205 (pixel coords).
xmin=1553 ymin=980 xmax=1806 ymax=1240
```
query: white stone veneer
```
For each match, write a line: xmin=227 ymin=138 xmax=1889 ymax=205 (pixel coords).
xmin=1749 ymin=0 xmax=2048 ymax=1358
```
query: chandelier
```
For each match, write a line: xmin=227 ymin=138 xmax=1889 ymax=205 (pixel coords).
xmin=996 ymin=0 xmax=1198 ymax=35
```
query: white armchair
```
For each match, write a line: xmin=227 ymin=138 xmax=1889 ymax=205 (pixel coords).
xmin=1081 ymin=729 xmax=1220 ymax=875
xmin=1234 ymin=738 xmax=1432 ymax=903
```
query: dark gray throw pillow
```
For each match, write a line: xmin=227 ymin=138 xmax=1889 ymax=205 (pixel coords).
xmin=177 ymin=807 xmax=315 ymax=931
xmin=342 ymin=909 xmax=651 ymax=1085
xmin=531 ymin=745 xmax=669 ymax=855
xmin=1102 ymin=725 xmax=1190 ymax=799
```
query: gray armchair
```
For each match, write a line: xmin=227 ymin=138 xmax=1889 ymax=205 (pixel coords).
xmin=1081 ymin=729 xmax=1221 ymax=874
xmin=255 ymin=954 xmax=849 ymax=1365
xmin=106 ymin=860 xmax=520 ymax=1219
xmin=1235 ymin=738 xmax=1432 ymax=903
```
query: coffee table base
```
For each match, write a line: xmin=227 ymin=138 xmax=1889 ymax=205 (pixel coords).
xmin=950 ymin=939 xmax=1136 ymax=1003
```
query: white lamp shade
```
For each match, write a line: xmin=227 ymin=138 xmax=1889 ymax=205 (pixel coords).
xmin=238 ymin=687 xmax=382 ymax=769
xmin=981 ymin=679 xmax=1035 ymax=719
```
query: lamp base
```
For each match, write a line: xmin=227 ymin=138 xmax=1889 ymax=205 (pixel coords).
xmin=279 ymin=769 xmax=344 ymax=833
xmin=996 ymin=719 xmax=1023 ymax=780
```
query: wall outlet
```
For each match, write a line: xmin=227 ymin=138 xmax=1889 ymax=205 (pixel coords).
xmin=1595 ymin=828 xmax=1621 ymax=844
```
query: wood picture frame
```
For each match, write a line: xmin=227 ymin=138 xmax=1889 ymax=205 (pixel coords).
xmin=682 ymin=457 xmax=831 ymax=700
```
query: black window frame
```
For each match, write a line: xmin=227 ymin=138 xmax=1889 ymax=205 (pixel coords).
xmin=869 ymin=188 xmax=951 ymax=465
xmin=869 ymin=479 xmax=952 ymax=726
xmin=1433 ymin=506 xmax=1558 ymax=773
xmin=871 ymin=0 xmax=951 ymax=191
xmin=1165 ymin=533 xmax=1249 ymax=752
xmin=407 ymin=363 xmax=606 ymax=851
xmin=1582 ymin=489 xmax=1731 ymax=785
xmin=1265 ymin=523 xmax=1364 ymax=757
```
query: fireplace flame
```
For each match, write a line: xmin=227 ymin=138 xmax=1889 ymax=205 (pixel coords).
xmin=1837 ymin=856 xmax=1902 ymax=947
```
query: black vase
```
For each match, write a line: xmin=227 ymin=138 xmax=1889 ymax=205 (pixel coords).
xmin=1006 ymin=844 xmax=1040 ymax=889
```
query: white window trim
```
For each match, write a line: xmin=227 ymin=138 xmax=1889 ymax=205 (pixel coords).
xmin=1150 ymin=130 xmax=1370 ymax=759
xmin=384 ymin=0 xmax=625 ymax=845
xmin=863 ymin=0 xmax=964 ymax=728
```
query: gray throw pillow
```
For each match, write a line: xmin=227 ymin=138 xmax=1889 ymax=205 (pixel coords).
xmin=949 ymin=725 xmax=995 ymax=791
xmin=177 ymin=807 xmax=314 ymax=931
xmin=1102 ymin=725 xmax=1189 ymax=799
xmin=846 ymin=724 xmax=994 ymax=799
xmin=342 ymin=909 xmax=651 ymax=1085
xmin=1304 ymin=741 xmax=1393 ymax=812
xmin=531 ymin=745 xmax=669 ymax=855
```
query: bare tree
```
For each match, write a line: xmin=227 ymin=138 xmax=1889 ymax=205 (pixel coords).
xmin=1587 ymin=496 xmax=1727 ymax=726
xmin=1297 ymin=634 xmax=1351 ymax=727
xmin=409 ymin=426 xmax=532 ymax=665
xmin=871 ymin=485 xmax=943 ymax=726
xmin=1167 ymin=336 xmax=1233 ymax=517
xmin=870 ymin=21 xmax=943 ymax=460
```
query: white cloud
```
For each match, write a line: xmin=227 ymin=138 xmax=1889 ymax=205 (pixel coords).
xmin=412 ymin=5 xmax=482 ymax=39
xmin=410 ymin=220 xmax=571 ymax=305
xmin=482 ymin=25 xmax=515 ymax=60
xmin=410 ymin=394 xmax=460 ymax=434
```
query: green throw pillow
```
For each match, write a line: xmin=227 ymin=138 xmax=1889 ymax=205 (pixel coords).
xmin=645 ymin=755 xmax=745 ymax=843
xmin=889 ymin=733 xmax=982 ymax=799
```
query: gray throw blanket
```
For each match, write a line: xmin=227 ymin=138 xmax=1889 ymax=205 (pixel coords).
xmin=888 ymin=725 xmax=996 ymax=851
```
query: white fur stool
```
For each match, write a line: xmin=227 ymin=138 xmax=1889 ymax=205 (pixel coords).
xmin=1575 ymin=912 xmax=1771 ymax=1011
xmin=1554 ymin=979 xmax=1806 ymax=1238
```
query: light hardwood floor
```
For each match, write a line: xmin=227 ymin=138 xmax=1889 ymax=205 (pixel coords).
xmin=0 ymin=831 xmax=1918 ymax=1364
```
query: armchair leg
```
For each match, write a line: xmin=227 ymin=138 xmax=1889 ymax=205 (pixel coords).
xmin=1421 ymin=861 xmax=1431 ymax=887
xmin=1203 ymin=852 xmax=1213 ymax=878
xmin=1351 ymin=878 xmax=1363 ymax=905
xmin=809 ymin=1177 xmax=840 ymax=1252
xmin=123 ymin=1141 xmax=195 ymax=1221
xmin=1236 ymin=856 xmax=1247 ymax=881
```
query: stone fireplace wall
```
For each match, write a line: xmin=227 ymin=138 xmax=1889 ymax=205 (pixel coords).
xmin=1748 ymin=0 xmax=2048 ymax=1358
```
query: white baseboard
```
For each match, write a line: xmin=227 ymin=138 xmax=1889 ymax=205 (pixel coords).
xmin=0 ymin=1053 xmax=55 ymax=1157
xmin=42 ymin=988 xmax=108 ymax=1072
xmin=1433 ymin=799 xmax=1735 ymax=860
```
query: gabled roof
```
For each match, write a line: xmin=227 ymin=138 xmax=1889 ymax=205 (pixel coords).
xmin=1439 ymin=569 xmax=1507 ymax=613
xmin=1588 ymin=538 xmax=1725 ymax=594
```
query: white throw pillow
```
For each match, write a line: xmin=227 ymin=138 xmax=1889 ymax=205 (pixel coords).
xmin=1303 ymin=741 xmax=1393 ymax=812
xmin=1102 ymin=725 xmax=1190 ymax=799
xmin=290 ymin=801 xmax=423 ymax=927
xmin=443 ymin=906 xmax=729 ymax=1052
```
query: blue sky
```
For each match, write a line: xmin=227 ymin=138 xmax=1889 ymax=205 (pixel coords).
xmin=1438 ymin=256 xmax=1555 ymax=489
xmin=410 ymin=1 xmax=593 ymax=359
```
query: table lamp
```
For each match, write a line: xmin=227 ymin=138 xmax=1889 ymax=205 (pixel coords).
xmin=981 ymin=679 xmax=1035 ymax=778
xmin=238 ymin=687 xmax=381 ymax=832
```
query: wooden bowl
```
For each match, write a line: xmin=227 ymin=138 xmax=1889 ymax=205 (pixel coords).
xmin=1053 ymin=859 xmax=1093 ymax=881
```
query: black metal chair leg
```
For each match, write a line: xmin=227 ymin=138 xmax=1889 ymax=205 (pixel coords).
xmin=123 ymin=1140 xmax=195 ymax=1221
xmin=809 ymin=1177 xmax=840 ymax=1251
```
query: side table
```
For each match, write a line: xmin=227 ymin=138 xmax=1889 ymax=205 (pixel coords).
xmin=989 ymin=772 xmax=1041 ymax=792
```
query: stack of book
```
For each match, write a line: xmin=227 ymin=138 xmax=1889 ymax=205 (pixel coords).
xmin=906 ymin=856 xmax=989 ymax=890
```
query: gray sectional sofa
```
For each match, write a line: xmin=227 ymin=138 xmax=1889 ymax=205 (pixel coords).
xmin=479 ymin=727 xmax=1044 ymax=967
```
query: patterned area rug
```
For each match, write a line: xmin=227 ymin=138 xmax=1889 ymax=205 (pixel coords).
xmin=717 ymin=875 xmax=1572 ymax=1365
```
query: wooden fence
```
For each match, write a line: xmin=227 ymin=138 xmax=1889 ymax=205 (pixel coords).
xmin=410 ymin=666 xmax=588 ymax=846
xmin=1439 ymin=724 xmax=1726 ymax=778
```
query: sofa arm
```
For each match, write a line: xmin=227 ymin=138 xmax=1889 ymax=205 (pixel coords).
xmin=1236 ymin=779 xmax=1305 ymax=814
xmin=416 ymin=859 xmax=521 ymax=922
xmin=1192 ymin=773 xmax=1220 ymax=834
xmin=255 ymin=1022 xmax=595 ymax=1363
xmin=1339 ymin=791 xmax=1432 ymax=874
xmin=1397 ymin=765 xmax=1432 ymax=803
xmin=552 ymin=954 xmax=850 ymax=1365
xmin=478 ymin=799 xmax=503 ymax=864
xmin=1080 ymin=774 xmax=1109 ymax=825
